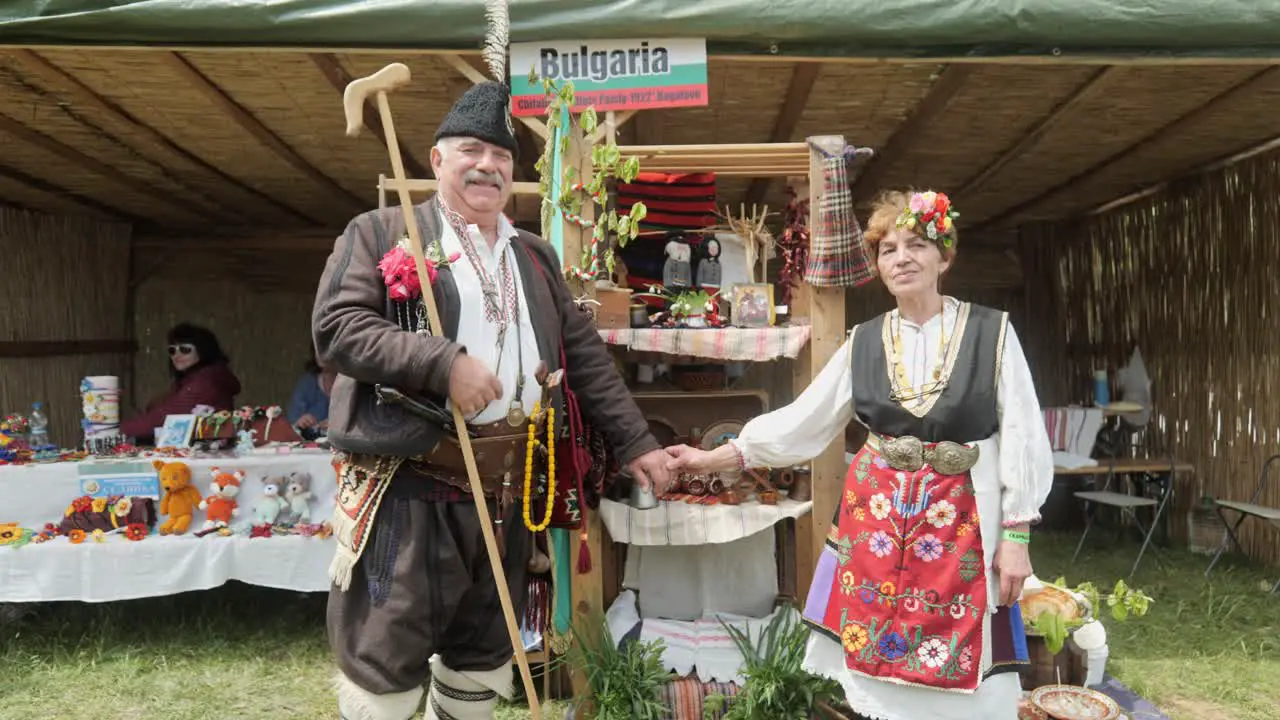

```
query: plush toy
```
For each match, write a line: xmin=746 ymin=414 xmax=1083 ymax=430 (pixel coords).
xmin=154 ymin=460 xmax=202 ymax=535
xmin=198 ymin=467 xmax=243 ymax=530
xmin=662 ymin=234 xmax=693 ymax=289
xmin=235 ymin=429 xmax=256 ymax=455
xmin=281 ymin=472 xmax=314 ymax=525
xmin=696 ymin=236 xmax=723 ymax=290
xmin=253 ymin=477 xmax=289 ymax=525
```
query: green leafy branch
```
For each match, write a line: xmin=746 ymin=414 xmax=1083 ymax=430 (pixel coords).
xmin=1029 ymin=577 xmax=1154 ymax=654
xmin=528 ymin=69 xmax=647 ymax=283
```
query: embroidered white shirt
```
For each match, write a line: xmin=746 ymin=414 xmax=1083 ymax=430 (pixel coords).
xmin=436 ymin=209 xmax=542 ymax=425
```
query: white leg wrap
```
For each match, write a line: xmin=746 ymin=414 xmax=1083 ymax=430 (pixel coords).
xmin=334 ymin=671 xmax=424 ymax=720
xmin=424 ymin=656 xmax=507 ymax=720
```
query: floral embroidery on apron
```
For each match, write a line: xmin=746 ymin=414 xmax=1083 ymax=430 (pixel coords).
xmin=807 ymin=444 xmax=987 ymax=692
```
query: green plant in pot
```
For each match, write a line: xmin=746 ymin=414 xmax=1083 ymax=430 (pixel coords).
xmin=706 ymin=603 xmax=843 ymax=720
xmin=1024 ymin=576 xmax=1153 ymax=655
xmin=565 ymin=612 xmax=672 ymax=720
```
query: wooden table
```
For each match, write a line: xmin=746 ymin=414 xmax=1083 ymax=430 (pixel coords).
xmin=1054 ymin=459 xmax=1195 ymax=476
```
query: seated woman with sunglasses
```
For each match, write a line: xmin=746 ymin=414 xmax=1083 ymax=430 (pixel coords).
xmin=120 ymin=323 xmax=242 ymax=444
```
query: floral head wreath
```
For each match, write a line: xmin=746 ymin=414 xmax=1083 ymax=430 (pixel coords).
xmin=895 ymin=191 xmax=959 ymax=248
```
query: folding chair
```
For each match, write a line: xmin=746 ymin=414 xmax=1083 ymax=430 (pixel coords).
xmin=1071 ymin=454 xmax=1175 ymax=578
xmin=1205 ymin=453 xmax=1280 ymax=595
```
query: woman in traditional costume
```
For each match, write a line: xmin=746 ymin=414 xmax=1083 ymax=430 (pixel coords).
xmin=666 ymin=190 xmax=1054 ymax=720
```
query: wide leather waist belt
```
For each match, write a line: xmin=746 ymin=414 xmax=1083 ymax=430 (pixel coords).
xmin=409 ymin=420 xmax=530 ymax=496
xmin=865 ymin=433 xmax=979 ymax=476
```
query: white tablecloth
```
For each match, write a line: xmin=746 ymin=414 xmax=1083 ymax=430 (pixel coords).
xmin=0 ymin=451 xmax=339 ymax=602
xmin=598 ymin=497 xmax=812 ymax=546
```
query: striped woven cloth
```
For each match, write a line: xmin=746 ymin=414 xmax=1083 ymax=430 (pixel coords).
xmin=659 ymin=676 xmax=741 ymax=720
xmin=804 ymin=148 xmax=874 ymax=288
xmin=597 ymin=324 xmax=811 ymax=362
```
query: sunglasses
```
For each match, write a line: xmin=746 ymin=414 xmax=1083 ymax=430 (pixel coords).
xmin=168 ymin=344 xmax=196 ymax=356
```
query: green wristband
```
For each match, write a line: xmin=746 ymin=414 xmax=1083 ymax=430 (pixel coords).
xmin=1002 ymin=530 xmax=1030 ymax=544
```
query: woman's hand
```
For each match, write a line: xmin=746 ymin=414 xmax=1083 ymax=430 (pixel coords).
xmin=994 ymin=539 xmax=1033 ymax=607
xmin=665 ymin=442 xmax=741 ymax=475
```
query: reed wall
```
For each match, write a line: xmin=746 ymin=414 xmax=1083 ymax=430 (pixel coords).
xmin=128 ymin=242 xmax=329 ymax=417
xmin=1021 ymin=150 xmax=1280 ymax=566
xmin=0 ymin=207 xmax=132 ymax=446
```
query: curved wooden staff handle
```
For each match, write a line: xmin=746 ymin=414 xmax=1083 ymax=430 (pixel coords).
xmin=341 ymin=62 xmax=543 ymax=719
xmin=343 ymin=62 xmax=411 ymax=137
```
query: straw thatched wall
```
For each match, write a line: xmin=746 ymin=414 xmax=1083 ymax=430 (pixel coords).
xmin=1021 ymin=149 xmax=1280 ymax=567
xmin=0 ymin=207 xmax=132 ymax=446
xmin=128 ymin=241 xmax=327 ymax=416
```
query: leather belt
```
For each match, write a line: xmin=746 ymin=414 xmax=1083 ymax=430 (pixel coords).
xmin=408 ymin=420 xmax=530 ymax=497
xmin=866 ymin=433 xmax=979 ymax=476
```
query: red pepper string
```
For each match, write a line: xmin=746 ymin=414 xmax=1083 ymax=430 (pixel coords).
xmin=778 ymin=193 xmax=811 ymax=306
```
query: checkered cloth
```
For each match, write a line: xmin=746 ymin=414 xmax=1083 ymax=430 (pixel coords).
xmin=804 ymin=143 xmax=875 ymax=288
xmin=598 ymin=324 xmax=811 ymax=362
xmin=598 ymin=497 xmax=813 ymax=546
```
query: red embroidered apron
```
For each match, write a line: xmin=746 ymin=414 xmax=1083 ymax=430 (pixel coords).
xmin=812 ymin=441 xmax=987 ymax=692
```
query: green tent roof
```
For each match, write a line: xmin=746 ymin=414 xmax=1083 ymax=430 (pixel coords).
xmin=3 ymin=1 xmax=1280 ymax=58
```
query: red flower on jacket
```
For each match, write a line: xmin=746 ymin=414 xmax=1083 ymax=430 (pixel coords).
xmin=378 ymin=245 xmax=461 ymax=302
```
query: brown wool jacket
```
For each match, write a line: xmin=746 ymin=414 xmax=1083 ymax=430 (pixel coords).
xmin=311 ymin=195 xmax=659 ymax=466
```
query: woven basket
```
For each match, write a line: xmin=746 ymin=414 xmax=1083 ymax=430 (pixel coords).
xmin=671 ymin=368 xmax=725 ymax=392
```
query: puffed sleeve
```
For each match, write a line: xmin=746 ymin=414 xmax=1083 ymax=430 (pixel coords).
xmin=730 ymin=327 xmax=856 ymax=468
xmin=996 ymin=323 xmax=1055 ymax=526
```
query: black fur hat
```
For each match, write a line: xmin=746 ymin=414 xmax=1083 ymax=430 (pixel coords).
xmin=434 ymin=81 xmax=518 ymax=156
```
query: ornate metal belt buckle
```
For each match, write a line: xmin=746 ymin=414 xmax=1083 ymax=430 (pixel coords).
xmin=925 ymin=441 xmax=979 ymax=475
xmin=880 ymin=435 xmax=924 ymax=472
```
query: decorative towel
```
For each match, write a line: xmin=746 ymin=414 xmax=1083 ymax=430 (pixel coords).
xmin=1043 ymin=407 xmax=1105 ymax=456
xmin=803 ymin=142 xmax=874 ymax=288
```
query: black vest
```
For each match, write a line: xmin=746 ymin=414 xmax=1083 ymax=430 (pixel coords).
xmin=849 ymin=303 xmax=1006 ymax=444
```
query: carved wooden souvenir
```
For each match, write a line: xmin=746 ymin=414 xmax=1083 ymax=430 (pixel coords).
xmin=789 ymin=468 xmax=813 ymax=502
xmin=684 ymin=474 xmax=708 ymax=496
xmin=758 ymin=489 xmax=780 ymax=505
xmin=708 ymin=475 xmax=726 ymax=495
xmin=717 ymin=489 xmax=742 ymax=505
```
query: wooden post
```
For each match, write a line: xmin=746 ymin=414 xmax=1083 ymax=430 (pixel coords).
xmin=563 ymin=120 xmax=607 ymax=700
xmin=791 ymin=135 xmax=848 ymax=599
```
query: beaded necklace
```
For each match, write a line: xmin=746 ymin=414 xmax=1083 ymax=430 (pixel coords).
xmin=522 ymin=401 xmax=556 ymax=531
xmin=888 ymin=308 xmax=953 ymax=403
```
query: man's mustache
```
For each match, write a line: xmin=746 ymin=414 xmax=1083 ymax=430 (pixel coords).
xmin=464 ymin=169 xmax=504 ymax=189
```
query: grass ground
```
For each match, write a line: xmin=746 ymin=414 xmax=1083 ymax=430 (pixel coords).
xmin=1 ymin=532 xmax=1276 ymax=719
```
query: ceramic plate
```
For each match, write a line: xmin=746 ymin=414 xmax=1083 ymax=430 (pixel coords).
xmin=1030 ymin=686 xmax=1121 ymax=720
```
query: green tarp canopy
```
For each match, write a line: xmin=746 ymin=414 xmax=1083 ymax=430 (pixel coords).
xmin=3 ymin=1 xmax=1280 ymax=58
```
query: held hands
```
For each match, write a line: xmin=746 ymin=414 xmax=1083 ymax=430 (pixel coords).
xmin=994 ymin=539 xmax=1033 ymax=607
xmin=665 ymin=443 xmax=739 ymax=475
xmin=627 ymin=449 xmax=677 ymax=495
xmin=447 ymin=353 xmax=503 ymax=417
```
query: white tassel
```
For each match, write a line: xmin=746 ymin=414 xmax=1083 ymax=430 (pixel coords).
xmin=482 ymin=0 xmax=510 ymax=81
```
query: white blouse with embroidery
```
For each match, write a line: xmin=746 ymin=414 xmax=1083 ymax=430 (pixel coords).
xmin=732 ymin=296 xmax=1053 ymax=526
xmin=729 ymin=297 xmax=1054 ymax=720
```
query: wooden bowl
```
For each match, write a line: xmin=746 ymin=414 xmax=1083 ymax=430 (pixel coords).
xmin=1030 ymin=685 xmax=1120 ymax=720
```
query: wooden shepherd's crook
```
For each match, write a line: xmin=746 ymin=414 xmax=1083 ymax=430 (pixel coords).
xmin=342 ymin=62 xmax=542 ymax=719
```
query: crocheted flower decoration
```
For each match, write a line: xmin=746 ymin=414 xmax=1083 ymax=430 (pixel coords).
xmin=378 ymin=238 xmax=461 ymax=302
xmin=896 ymin=190 xmax=959 ymax=248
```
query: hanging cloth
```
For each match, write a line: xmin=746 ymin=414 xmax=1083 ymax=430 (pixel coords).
xmin=803 ymin=141 xmax=875 ymax=288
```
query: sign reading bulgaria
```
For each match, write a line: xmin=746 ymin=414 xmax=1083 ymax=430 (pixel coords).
xmin=509 ymin=38 xmax=708 ymax=117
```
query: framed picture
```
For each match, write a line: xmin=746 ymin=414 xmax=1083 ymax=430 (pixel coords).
xmin=156 ymin=414 xmax=196 ymax=448
xmin=731 ymin=283 xmax=775 ymax=328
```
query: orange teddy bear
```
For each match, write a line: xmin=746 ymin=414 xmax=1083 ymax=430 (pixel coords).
xmin=155 ymin=460 xmax=202 ymax=535
xmin=198 ymin=467 xmax=243 ymax=531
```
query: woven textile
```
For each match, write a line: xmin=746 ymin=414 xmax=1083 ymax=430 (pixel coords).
xmin=804 ymin=148 xmax=874 ymax=288
xmin=598 ymin=324 xmax=811 ymax=362
xmin=598 ymin=496 xmax=812 ymax=546
xmin=658 ymin=676 xmax=741 ymax=720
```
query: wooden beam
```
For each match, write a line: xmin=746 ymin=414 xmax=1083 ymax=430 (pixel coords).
xmin=5 ymin=50 xmax=319 ymax=227
xmin=849 ymin=65 xmax=975 ymax=206
xmin=589 ymin=109 xmax=637 ymax=145
xmin=980 ymin=66 xmax=1280 ymax=227
xmin=309 ymin=52 xmax=432 ymax=181
xmin=791 ymin=136 xmax=848 ymax=604
xmin=163 ymin=51 xmax=365 ymax=213
xmin=745 ymin=63 xmax=822 ymax=207
xmin=0 ymin=161 xmax=145 ymax=224
xmin=134 ymin=234 xmax=339 ymax=252
xmin=0 ymin=110 xmax=218 ymax=221
xmin=438 ymin=54 xmax=550 ymax=141
xmin=513 ymin=122 xmax=543 ymax=183
xmin=954 ymin=67 xmax=1116 ymax=198
xmin=0 ymin=339 xmax=137 ymax=358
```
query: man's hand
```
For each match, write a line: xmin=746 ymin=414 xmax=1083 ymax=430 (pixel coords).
xmin=994 ymin=539 xmax=1033 ymax=607
xmin=447 ymin=354 xmax=503 ymax=417
xmin=295 ymin=413 xmax=318 ymax=429
xmin=628 ymin=448 xmax=675 ymax=495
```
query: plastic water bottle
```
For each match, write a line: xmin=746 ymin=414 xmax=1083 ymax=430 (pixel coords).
xmin=29 ymin=401 xmax=50 ymax=448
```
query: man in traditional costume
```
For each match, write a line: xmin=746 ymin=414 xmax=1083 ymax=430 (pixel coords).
xmin=313 ymin=73 xmax=672 ymax=719
xmin=667 ymin=189 xmax=1054 ymax=720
